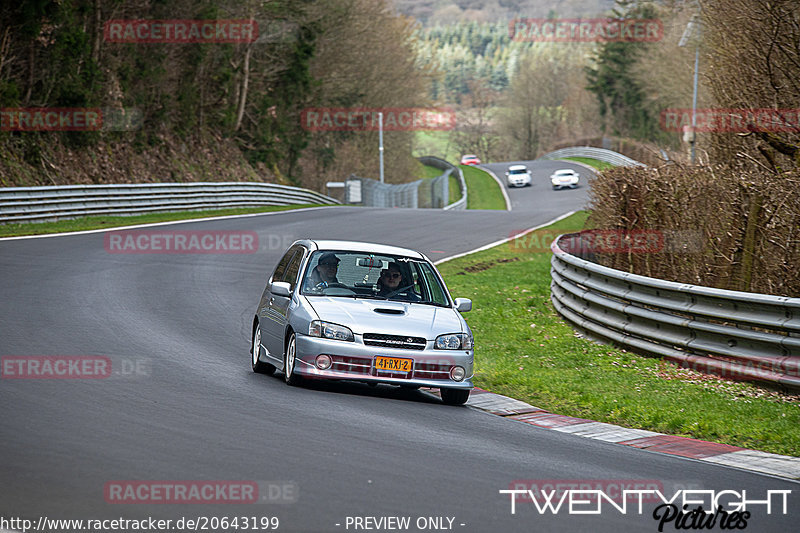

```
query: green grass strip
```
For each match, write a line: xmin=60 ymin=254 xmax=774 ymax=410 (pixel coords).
xmin=438 ymin=211 xmax=800 ymax=456
xmin=461 ymin=165 xmax=506 ymax=210
xmin=420 ymin=164 xmax=443 ymax=179
xmin=0 ymin=204 xmax=325 ymax=238
xmin=561 ymin=156 xmax=615 ymax=171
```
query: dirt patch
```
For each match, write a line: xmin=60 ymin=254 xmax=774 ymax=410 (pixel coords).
xmin=455 ymin=257 xmax=520 ymax=275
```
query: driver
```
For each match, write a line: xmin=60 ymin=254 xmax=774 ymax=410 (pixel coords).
xmin=307 ymin=252 xmax=340 ymax=289
xmin=376 ymin=262 xmax=419 ymax=300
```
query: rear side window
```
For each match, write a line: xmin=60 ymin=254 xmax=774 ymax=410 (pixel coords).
xmin=271 ymin=245 xmax=306 ymax=291
xmin=281 ymin=247 xmax=305 ymax=292
xmin=271 ymin=249 xmax=295 ymax=283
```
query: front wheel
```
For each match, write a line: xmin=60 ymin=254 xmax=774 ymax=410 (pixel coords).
xmin=284 ymin=333 xmax=302 ymax=386
xmin=251 ymin=322 xmax=275 ymax=375
xmin=440 ymin=388 xmax=470 ymax=406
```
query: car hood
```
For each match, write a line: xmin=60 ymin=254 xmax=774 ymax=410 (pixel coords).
xmin=305 ymin=297 xmax=464 ymax=339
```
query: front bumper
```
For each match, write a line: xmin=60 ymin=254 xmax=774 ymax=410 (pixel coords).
xmin=552 ymin=180 xmax=578 ymax=189
xmin=294 ymin=334 xmax=474 ymax=389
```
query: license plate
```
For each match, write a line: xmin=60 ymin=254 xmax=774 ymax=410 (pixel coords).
xmin=375 ymin=356 xmax=413 ymax=373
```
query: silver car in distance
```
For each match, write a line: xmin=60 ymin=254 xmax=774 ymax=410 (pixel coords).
xmin=251 ymin=240 xmax=474 ymax=405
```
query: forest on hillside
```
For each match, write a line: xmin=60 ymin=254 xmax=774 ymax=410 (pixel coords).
xmin=0 ymin=0 xmax=432 ymax=189
xmin=2 ymin=0 xmax=797 ymax=193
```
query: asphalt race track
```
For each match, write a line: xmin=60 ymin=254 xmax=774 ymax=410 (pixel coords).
xmin=1 ymin=161 xmax=797 ymax=532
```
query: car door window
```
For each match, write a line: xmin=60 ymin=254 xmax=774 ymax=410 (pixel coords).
xmin=414 ymin=262 xmax=449 ymax=306
xmin=271 ymin=249 xmax=296 ymax=284
xmin=280 ymin=246 xmax=305 ymax=292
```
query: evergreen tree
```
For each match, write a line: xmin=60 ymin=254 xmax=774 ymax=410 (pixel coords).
xmin=585 ymin=0 xmax=663 ymax=141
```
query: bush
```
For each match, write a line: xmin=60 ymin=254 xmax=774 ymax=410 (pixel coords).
xmin=587 ymin=164 xmax=800 ymax=297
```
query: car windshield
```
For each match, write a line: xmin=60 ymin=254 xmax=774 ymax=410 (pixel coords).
xmin=509 ymin=168 xmax=527 ymax=174
xmin=300 ymin=251 xmax=451 ymax=306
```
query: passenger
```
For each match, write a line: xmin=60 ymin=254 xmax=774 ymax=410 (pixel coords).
xmin=376 ymin=262 xmax=419 ymax=300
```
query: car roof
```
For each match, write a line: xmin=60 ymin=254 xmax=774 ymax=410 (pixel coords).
xmin=294 ymin=239 xmax=426 ymax=259
xmin=555 ymin=168 xmax=577 ymax=173
xmin=508 ymin=164 xmax=528 ymax=170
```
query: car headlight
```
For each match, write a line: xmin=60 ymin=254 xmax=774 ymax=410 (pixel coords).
xmin=309 ymin=320 xmax=354 ymax=342
xmin=435 ymin=333 xmax=473 ymax=350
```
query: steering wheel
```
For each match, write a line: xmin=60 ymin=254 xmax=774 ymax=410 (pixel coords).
xmin=384 ymin=284 xmax=416 ymax=299
xmin=315 ymin=281 xmax=349 ymax=290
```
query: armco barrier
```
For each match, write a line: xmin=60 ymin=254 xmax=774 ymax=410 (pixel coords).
xmin=550 ymin=233 xmax=800 ymax=389
xmin=417 ymin=156 xmax=467 ymax=210
xmin=539 ymin=147 xmax=645 ymax=167
xmin=0 ymin=182 xmax=339 ymax=223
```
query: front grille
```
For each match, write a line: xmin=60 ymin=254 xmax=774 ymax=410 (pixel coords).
xmin=363 ymin=333 xmax=427 ymax=350
xmin=330 ymin=355 xmax=372 ymax=375
xmin=413 ymin=362 xmax=452 ymax=380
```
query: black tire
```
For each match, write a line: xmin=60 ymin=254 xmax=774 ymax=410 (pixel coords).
xmin=251 ymin=322 xmax=275 ymax=375
xmin=283 ymin=332 xmax=302 ymax=386
xmin=440 ymin=388 xmax=470 ymax=405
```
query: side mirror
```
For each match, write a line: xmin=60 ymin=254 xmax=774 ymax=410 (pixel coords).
xmin=454 ymin=298 xmax=472 ymax=312
xmin=271 ymin=281 xmax=291 ymax=297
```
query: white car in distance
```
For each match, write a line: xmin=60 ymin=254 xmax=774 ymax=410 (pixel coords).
xmin=505 ymin=164 xmax=532 ymax=187
xmin=550 ymin=168 xmax=580 ymax=190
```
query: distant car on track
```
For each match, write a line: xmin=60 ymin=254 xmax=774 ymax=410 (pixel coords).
xmin=460 ymin=154 xmax=481 ymax=165
xmin=505 ymin=164 xmax=532 ymax=187
xmin=251 ymin=239 xmax=474 ymax=405
xmin=550 ymin=168 xmax=580 ymax=190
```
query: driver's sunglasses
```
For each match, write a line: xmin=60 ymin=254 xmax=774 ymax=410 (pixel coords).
xmin=383 ymin=272 xmax=401 ymax=279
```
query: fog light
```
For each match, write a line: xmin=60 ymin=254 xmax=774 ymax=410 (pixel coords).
xmin=450 ymin=366 xmax=465 ymax=382
xmin=316 ymin=354 xmax=332 ymax=370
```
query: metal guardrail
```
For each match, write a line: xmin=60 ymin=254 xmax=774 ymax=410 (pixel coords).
xmin=550 ymin=233 xmax=800 ymax=389
xmin=540 ymin=147 xmax=645 ymax=167
xmin=347 ymin=176 xmax=424 ymax=208
xmin=0 ymin=182 xmax=339 ymax=223
xmin=417 ymin=156 xmax=467 ymax=210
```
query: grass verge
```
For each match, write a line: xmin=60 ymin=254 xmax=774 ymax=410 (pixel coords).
xmin=438 ymin=211 xmax=800 ymax=456
xmin=461 ymin=165 xmax=506 ymax=210
xmin=0 ymin=204 xmax=325 ymax=238
xmin=561 ymin=157 xmax=615 ymax=171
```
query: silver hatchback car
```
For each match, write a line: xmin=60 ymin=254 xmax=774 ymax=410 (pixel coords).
xmin=251 ymin=240 xmax=474 ymax=405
